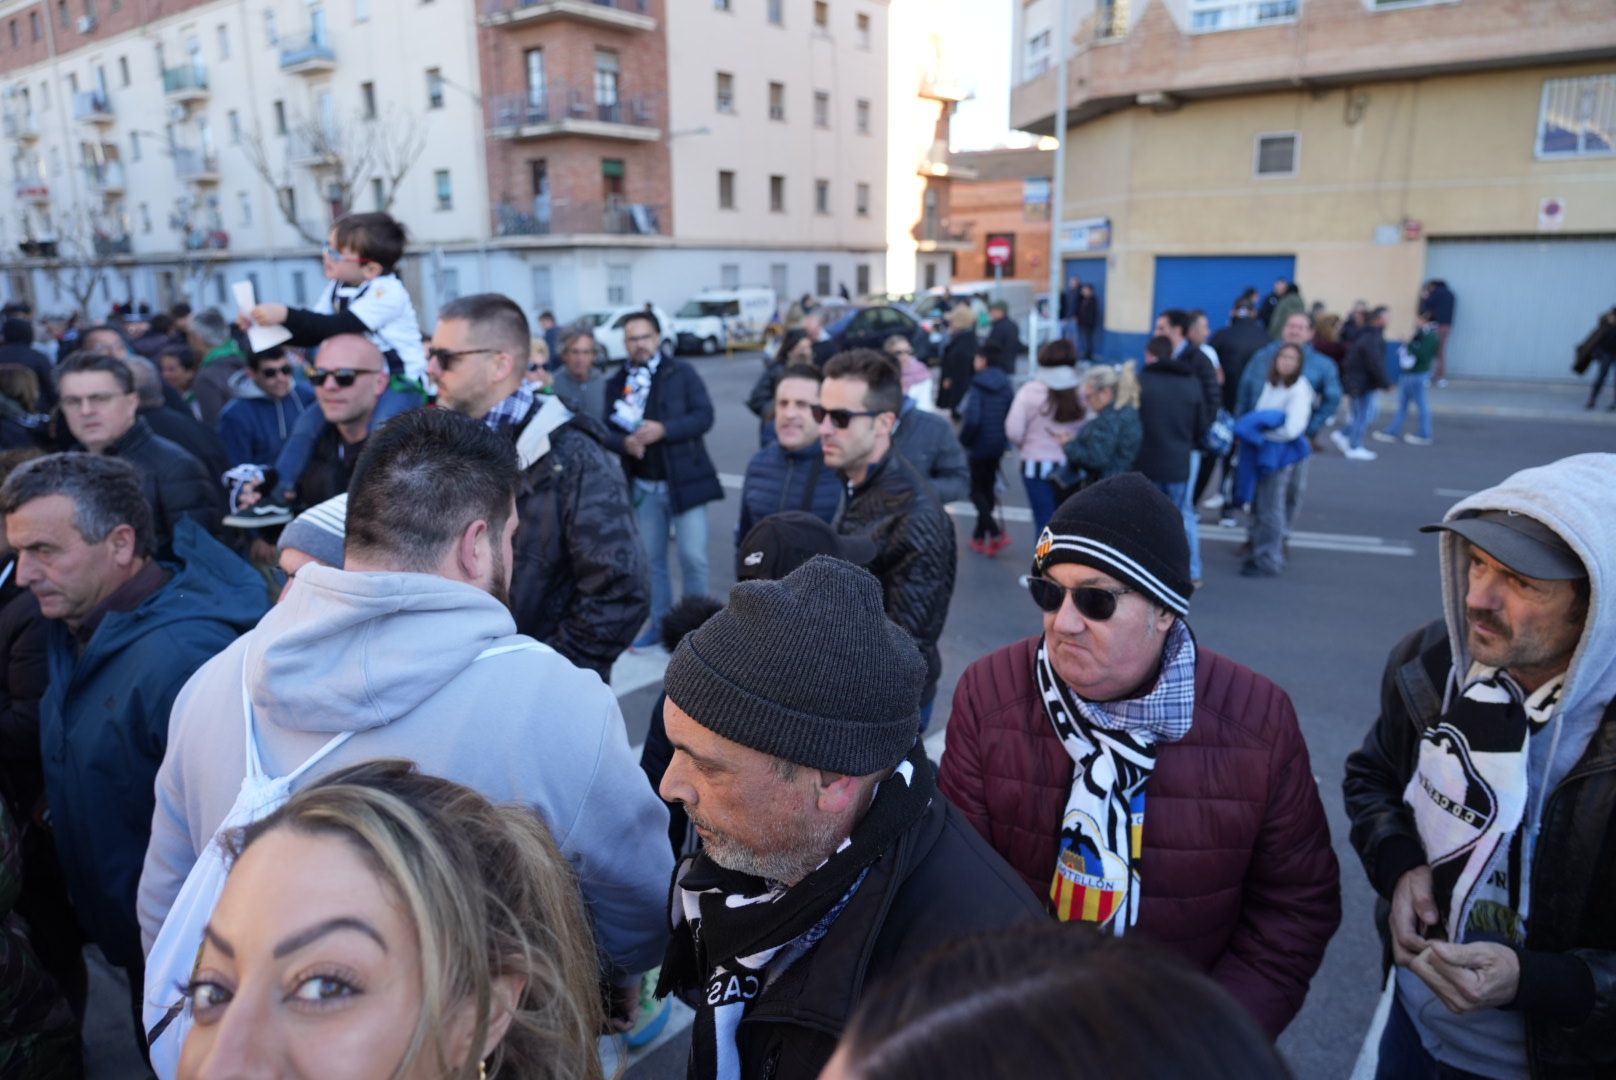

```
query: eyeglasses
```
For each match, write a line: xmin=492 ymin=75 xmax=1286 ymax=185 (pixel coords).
xmin=427 ymin=346 xmax=498 ymax=370
xmin=306 ymin=366 xmax=382 ymax=388
xmin=61 ymin=391 xmax=122 ymax=410
xmin=257 ymin=363 xmax=294 ymax=378
xmin=888 ymin=347 xmax=915 ymax=358
xmin=811 ymin=405 xmax=883 ymax=429
xmin=322 ymin=243 xmax=362 ymax=263
xmin=1019 ymin=575 xmax=1132 ymax=621
xmin=528 ymin=362 xmax=544 ymax=372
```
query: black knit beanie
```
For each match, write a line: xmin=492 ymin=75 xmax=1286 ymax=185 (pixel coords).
xmin=1032 ymin=473 xmax=1193 ymax=615
xmin=663 ymin=555 xmax=925 ymax=775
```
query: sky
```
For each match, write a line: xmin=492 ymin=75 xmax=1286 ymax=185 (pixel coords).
xmin=947 ymin=0 xmax=1024 ymax=151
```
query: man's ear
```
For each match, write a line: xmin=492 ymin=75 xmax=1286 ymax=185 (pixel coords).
xmin=874 ymin=411 xmax=897 ymax=438
xmin=455 ymin=518 xmax=491 ymax=583
xmin=107 ymin=522 xmax=140 ymax=568
xmin=814 ymin=771 xmax=863 ymax=816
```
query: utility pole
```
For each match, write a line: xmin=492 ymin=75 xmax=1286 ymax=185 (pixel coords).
xmin=1045 ymin=0 xmax=1070 ymax=353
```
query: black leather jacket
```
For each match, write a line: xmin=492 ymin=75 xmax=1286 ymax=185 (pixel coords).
xmin=835 ymin=452 xmax=956 ymax=706
xmin=1343 ymin=619 xmax=1616 ymax=1077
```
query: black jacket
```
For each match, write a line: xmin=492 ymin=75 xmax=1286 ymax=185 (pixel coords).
xmin=0 ymin=589 xmax=47 ymax=824
xmin=1209 ymin=318 xmax=1271 ymax=412
xmin=1184 ymin=344 xmax=1222 ymax=425
xmin=140 ymin=404 xmax=231 ymax=488
xmin=102 ymin=419 xmax=224 ymax=545
xmin=890 ymin=401 xmax=969 ymax=504
xmin=982 ymin=317 xmax=1023 ymax=374
xmin=1342 ymin=326 xmax=1392 ymax=397
xmin=957 ymin=366 xmax=1014 ymax=462
xmin=1134 ymin=356 xmax=1207 ymax=484
xmin=0 ymin=343 xmax=56 ymax=412
xmin=1343 ymin=620 xmax=1616 ymax=1077
xmin=1076 ymin=292 xmax=1099 ymax=330
xmin=603 ymin=357 xmax=724 ymax=515
xmin=1421 ymin=284 xmax=1456 ymax=325
xmin=719 ymin=795 xmax=1047 ymax=1080
xmin=836 ymin=452 xmax=956 ymax=706
xmin=508 ymin=399 xmax=650 ymax=681
xmin=297 ymin=425 xmax=364 ymax=511
xmin=936 ymin=331 xmax=977 ymax=412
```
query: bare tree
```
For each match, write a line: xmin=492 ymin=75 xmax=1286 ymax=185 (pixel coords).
xmin=47 ymin=206 xmax=124 ymax=318
xmin=242 ymin=106 xmax=427 ymax=245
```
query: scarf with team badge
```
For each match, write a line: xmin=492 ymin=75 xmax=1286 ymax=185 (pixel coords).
xmin=658 ymin=745 xmax=933 ymax=1080
xmin=1403 ymin=664 xmax=1563 ymax=944
xmin=1039 ymin=620 xmax=1196 ymax=933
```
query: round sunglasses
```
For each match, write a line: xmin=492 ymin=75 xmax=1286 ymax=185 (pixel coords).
xmin=1019 ymin=575 xmax=1132 ymax=621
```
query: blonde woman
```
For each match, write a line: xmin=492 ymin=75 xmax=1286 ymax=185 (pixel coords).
xmin=1057 ymin=362 xmax=1142 ymax=489
xmin=1005 ymin=339 xmax=1085 ymax=537
xmin=178 ymin=760 xmax=605 ymax=1080
xmin=935 ymin=303 xmax=979 ymax=415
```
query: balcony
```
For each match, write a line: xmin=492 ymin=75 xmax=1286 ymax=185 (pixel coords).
xmin=85 ymin=161 xmax=126 ymax=196
xmin=493 ymin=197 xmax=665 ymax=240
xmin=480 ymin=0 xmax=655 ymax=33
xmin=12 ymin=180 xmax=49 ymax=204
xmin=173 ymin=148 xmax=221 ymax=184
xmin=163 ymin=64 xmax=210 ymax=104
xmin=488 ymin=86 xmax=660 ymax=142
xmin=16 ymin=239 xmax=58 ymax=258
xmin=73 ymin=90 xmax=115 ymax=125
xmin=3 ymin=113 xmax=40 ymax=141
xmin=93 ymin=233 xmax=133 ymax=256
xmin=916 ymin=219 xmax=974 ymax=253
xmin=1188 ymin=0 xmax=1298 ymax=33
xmin=288 ymin=130 xmax=340 ymax=168
xmin=280 ymin=34 xmax=336 ymax=75
xmin=184 ymin=229 xmax=231 ymax=251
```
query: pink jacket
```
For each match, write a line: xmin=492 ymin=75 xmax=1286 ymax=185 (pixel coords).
xmin=1005 ymin=380 xmax=1082 ymax=465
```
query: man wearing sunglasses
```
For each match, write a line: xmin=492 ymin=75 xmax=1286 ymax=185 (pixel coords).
xmin=821 ymin=349 xmax=955 ymax=727
xmin=938 ymin=473 xmax=1340 ymax=1039
xmin=294 ymin=334 xmax=393 ymax=510
xmin=217 ymin=347 xmax=317 ymax=470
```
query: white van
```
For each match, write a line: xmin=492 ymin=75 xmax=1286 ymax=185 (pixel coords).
xmin=672 ymin=287 xmax=778 ymax=354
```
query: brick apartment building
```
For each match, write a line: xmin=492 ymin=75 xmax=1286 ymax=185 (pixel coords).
xmin=944 ymin=145 xmax=1053 ymax=285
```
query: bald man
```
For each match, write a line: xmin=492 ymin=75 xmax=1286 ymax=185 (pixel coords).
xmin=294 ymin=334 xmax=392 ymax=508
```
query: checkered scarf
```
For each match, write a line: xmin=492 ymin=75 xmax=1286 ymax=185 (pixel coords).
xmin=1038 ymin=619 xmax=1196 ymax=933
xmin=610 ymin=354 xmax=660 ymax=433
xmin=481 ymin=380 xmax=540 ymax=435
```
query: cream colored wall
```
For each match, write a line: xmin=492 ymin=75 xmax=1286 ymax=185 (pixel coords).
xmin=1059 ymin=61 xmax=1616 ymax=333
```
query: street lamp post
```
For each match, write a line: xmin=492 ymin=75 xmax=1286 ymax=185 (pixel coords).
xmin=1046 ymin=0 xmax=1070 ymax=355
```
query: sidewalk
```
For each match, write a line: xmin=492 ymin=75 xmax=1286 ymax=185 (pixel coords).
xmin=1426 ymin=378 xmax=1616 ymax=424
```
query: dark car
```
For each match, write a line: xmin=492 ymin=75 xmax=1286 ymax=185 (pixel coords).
xmin=826 ymin=304 xmax=933 ymax=359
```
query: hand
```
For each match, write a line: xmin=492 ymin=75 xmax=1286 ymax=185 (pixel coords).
xmin=1410 ymin=940 xmax=1519 ymax=1013
xmin=1057 ymin=429 xmax=1075 ymax=445
xmin=1389 ymin=865 xmax=1440 ymax=967
xmin=622 ymin=434 xmax=647 ymax=460
xmin=604 ymin=977 xmax=642 ymax=1034
xmin=249 ymin=303 xmax=289 ymax=327
xmin=235 ymin=480 xmax=262 ymax=512
xmin=636 ymin=419 xmax=666 ymax=446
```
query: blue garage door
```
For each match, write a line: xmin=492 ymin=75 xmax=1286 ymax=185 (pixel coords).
xmin=1152 ymin=254 xmax=1295 ymax=333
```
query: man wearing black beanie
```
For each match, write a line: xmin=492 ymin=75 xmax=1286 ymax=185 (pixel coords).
xmin=656 ymin=556 xmax=1043 ymax=1080
xmin=938 ymin=474 xmax=1341 ymax=1040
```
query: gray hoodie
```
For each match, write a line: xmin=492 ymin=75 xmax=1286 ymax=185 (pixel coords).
xmin=1400 ymin=451 xmax=1616 ymax=1075
xmin=138 ymin=564 xmax=673 ymax=977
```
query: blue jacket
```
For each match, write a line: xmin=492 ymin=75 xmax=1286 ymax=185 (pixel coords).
xmin=603 ymin=357 xmax=724 ymax=515
xmin=217 ymin=385 xmax=316 ymax=468
xmin=957 ymin=366 xmax=1014 ymax=461
xmin=737 ymin=440 xmax=843 ymax=546
xmin=1233 ymin=409 xmax=1312 ymax=506
xmin=1237 ymin=342 xmax=1342 ymax=439
xmin=38 ymin=520 xmax=267 ymax=968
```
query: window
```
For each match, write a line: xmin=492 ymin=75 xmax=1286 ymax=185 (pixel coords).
xmin=118 ymin=56 xmax=129 ymax=86
xmin=217 ymin=24 xmax=229 ymax=60
xmin=238 ymin=190 xmax=252 ymax=226
xmin=228 ymin=109 xmax=241 ymax=143
xmin=434 ymin=168 xmax=452 ymax=209
xmin=57 ymin=1 xmax=68 ymax=31
xmin=856 ymin=97 xmax=870 ymax=134
xmin=594 ymin=49 xmax=619 ymax=121
xmin=1024 ymin=29 xmax=1051 ymax=79
xmin=264 ymin=8 xmax=277 ymax=44
xmin=720 ymin=263 xmax=740 ymax=289
xmin=770 ymin=263 xmax=788 ymax=303
xmin=1253 ymin=132 xmax=1298 ymax=177
xmin=767 ymin=0 xmax=783 ymax=24
xmin=813 ymin=2 xmax=828 ymax=31
xmin=426 ymin=68 xmax=444 ymax=109
xmin=29 ymin=11 xmax=40 ymax=41
xmin=815 ymin=264 xmax=831 ymax=296
xmin=714 ymin=0 xmax=731 ymax=9
xmin=855 ymin=263 xmax=870 ymax=296
xmin=213 ymin=274 xmax=226 ymax=305
xmin=715 ymin=71 xmax=734 ymax=114
xmin=1189 ymin=0 xmax=1297 ymax=31
xmin=370 ymin=176 xmax=384 ymax=209
xmin=531 ymin=265 xmax=554 ymax=316
xmin=768 ymin=81 xmax=785 ymax=121
xmin=814 ymin=178 xmax=829 ymax=214
xmin=524 ymin=48 xmax=545 ymax=114
xmin=856 ymin=12 xmax=870 ymax=47
xmin=814 ymin=91 xmax=829 ymax=127
xmin=360 ymin=81 xmax=376 ymax=119
xmin=718 ymin=169 xmax=735 ymax=209
xmin=139 ymin=202 xmax=150 ymax=232
xmin=355 ymin=0 xmax=369 ymax=20
xmin=438 ymin=267 xmax=459 ymax=303
xmin=291 ymin=269 xmax=308 ymax=306
xmin=7 ymin=18 xmax=15 ymax=47
xmin=606 ymin=264 xmax=631 ymax=306
xmin=273 ymin=99 xmax=286 ymax=134
xmin=40 ymin=82 xmax=49 ymax=110
xmin=66 ymin=72 xmax=77 ymax=94
xmin=769 ymin=174 xmax=785 ymax=212
xmin=1536 ymin=74 xmax=1616 ymax=159
xmin=923 ymin=262 xmax=937 ymax=289
xmin=855 ymin=182 xmax=869 ymax=216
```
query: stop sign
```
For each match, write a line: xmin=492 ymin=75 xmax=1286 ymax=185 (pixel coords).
xmin=986 ymin=238 xmax=1012 ymax=267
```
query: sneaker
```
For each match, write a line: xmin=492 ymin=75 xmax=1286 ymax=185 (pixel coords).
xmin=624 ymin=969 xmax=672 ymax=1050
xmin=223 ymin=503 xmax=294 ymax=529
xmin=1329 ymin=430 xmax=1350 ymax=454
xmin=1240 ymin=560 xmax=1280 ymax=578
xmin=1402 ymin=434 xmax=1433 ymax=446
xmin=988 ymin=533 xmax=1013 ymax=556
xmin=1344 ymin=446 xmax=1378 ymax=461
xmin=1370 ymin=431 xmax=1397 ymax=444
xmin=1218 ymin=515 xmax=1238 ymax=529
xmin=631 ymin=626 xmax=662 ymax=652
xmin=1200 ymin=493 xmax=1226 ymax=511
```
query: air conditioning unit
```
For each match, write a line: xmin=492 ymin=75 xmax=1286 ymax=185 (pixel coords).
xmin=77 ymin=15 xmax=97 ymax=32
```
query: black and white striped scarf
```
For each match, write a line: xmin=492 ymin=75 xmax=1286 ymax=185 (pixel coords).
xmin=658 ymin=745 xmax=934 ymax=1080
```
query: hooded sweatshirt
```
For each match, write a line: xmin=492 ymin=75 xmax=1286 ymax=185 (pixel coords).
xmin=138 ymin=564 xmax=674 ymax=977
xmin=1398 ymin=452 xmax=1616 ymax=1076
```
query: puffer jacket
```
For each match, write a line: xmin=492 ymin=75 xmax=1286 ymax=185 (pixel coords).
xmin=1344 ymin=620 xmax=1616 ymax=1077
xmin=939 ymin=634 xmax=1341 ymax=1037
xmin=1342 ymin=326 xmax=1392 ymax=397
xmin=1135 ymin=355 xmax=1206 ymax=484
xmin=736 ymin=440 xmax=842 ymax=545
xmin=957 ymin=365 xmax=1014 ymax=461
xmin=1062 ymin=402 xmax=1142 ymax=481
xmin=602 ymin=356 xmax=724 ymax=515
xmin=508 ymin=396 xmax=650 ymax=681
xmin=100 ymin=418 xmax=225 ymax=547
xmin=891 ymin=399 xmax=969 ymax=503
xmin=835 ymin=452 xmax=956 ymax=707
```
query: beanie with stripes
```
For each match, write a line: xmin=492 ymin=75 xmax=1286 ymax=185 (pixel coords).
xmin=1032 ymin=473 xmax=1193 ymax=615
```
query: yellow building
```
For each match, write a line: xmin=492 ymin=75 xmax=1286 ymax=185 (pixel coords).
xmin=1011 ymin=0 xmax=1616 ymax=379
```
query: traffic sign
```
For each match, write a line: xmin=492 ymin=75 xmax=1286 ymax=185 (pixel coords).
xmin=986 ymin=238 xmax=1012 ymax=267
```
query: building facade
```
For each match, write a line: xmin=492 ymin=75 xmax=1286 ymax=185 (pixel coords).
xmin=945 ymin=146 xmax=1052 ymax=285
xmin=1012 ymin=0 xmax=1616 ymax=378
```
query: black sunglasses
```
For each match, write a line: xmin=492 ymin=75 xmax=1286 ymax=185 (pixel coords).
xmin=811 ymin=405 xmax=883 ymax=429
xmin=306 ymin=366 xmax=381 ymax=388
xmin=256 ymin=363 xmax=294 ymax=378
xmin=1019 ymin=575 xmax=1132 ymax=621
xmin=427 ymin=346 xmax=499 ymax=370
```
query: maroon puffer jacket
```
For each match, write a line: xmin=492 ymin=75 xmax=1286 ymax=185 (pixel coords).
xmin=938 ymin=635 xmax=1341 ymax=1038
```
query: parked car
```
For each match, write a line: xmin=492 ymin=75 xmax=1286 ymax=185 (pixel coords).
xmin=672 ymin=287 xmax=777 ymax=354
xmin=825 ymin=303 xmax=933 ymax=359
xmin=575 ymin=305 xmax=676 ymax=362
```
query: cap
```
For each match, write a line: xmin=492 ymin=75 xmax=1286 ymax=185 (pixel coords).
xmin=737 ymin=511 xmax=878 ymax=582
xmin=277 ymin=493 xmax=348 ymax=570
xmin=1420 ymin=509 xmax=1586 ymax=581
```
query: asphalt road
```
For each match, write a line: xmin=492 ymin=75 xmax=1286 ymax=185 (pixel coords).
xmin=82 ymin=352 xmax=1614 ymax=1078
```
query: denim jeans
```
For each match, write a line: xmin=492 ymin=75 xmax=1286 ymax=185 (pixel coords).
xmin=1157 ymin=453 xmax=1202 ymax=582
xmin=1375 ymin=997 xmax=1494 ymax=1080
xmin=1346 ymin=392 xmax=1380 ymax=449
xmin=1251 ymin=465 xmax=1291 ymax=573
xmin=1384 ymin=373 xmax=1433 ymax=439
xmin=1022 ymin=474 xmax=1060 ymax=541
xmin=633 ymin=479 xmax=711 ymax=629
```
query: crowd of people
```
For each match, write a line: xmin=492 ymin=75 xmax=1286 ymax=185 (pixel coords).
xmin=0 ymin=211 xmax=1610 ymax=1080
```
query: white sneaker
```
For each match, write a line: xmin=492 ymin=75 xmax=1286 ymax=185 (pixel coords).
xmin=1403 ymin=434 xmax=1433 ymax=446
xmin=1201 ymin=493 xmax=1225 ymax=511
xmin=1345 ymin=446 xmax=1378 ymax=461
xmin=1329 ymin=430 xmax=1350 ymax=454
xmin=1370 ymin=431 xmax=1397 ymax=444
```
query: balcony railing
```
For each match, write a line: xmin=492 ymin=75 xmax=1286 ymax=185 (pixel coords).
xmin=173 ymin=148 xmax=221 ymax=181
xmin=480 ymin=0 xmax=655 ymax=31
xmin=280 ymin=34 xmax=337 ymax=73
xmin=489 ymin=85 xmax=659 ymax=137
xmin=13 ymin=180 xmax=49 ymax=202
xmin=494 ymin=198 xmax=665 ymax=238
xmin=163 ymin=64 xmax=210 ymax=98
xmin=2 ymin=113 xmax=40 ymax=140
xmin=93 ymin=234 xmax=133 ymax=256
xmin=184 ymin=229 xmax=231 ymax=251
xmin=1188 ymin=0 xmax=1299 ymax=32
xmin=17 ymin=239 xmax=58 ymax=258
xmin=288 ymin=130 xmax=340 ymax=167
xmin=919 ymin=220 xmax=973 ymax=244
xmin=73 ymin=90 xmax=114 ymax=123
xmin=84 ymin=161 xmax=127 ymax=193
xmin=483 ymin=0 xmax=649 ymax=12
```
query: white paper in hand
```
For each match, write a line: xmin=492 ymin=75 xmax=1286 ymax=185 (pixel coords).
xmin=232 ymin=279 xmax=292 ymax=353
